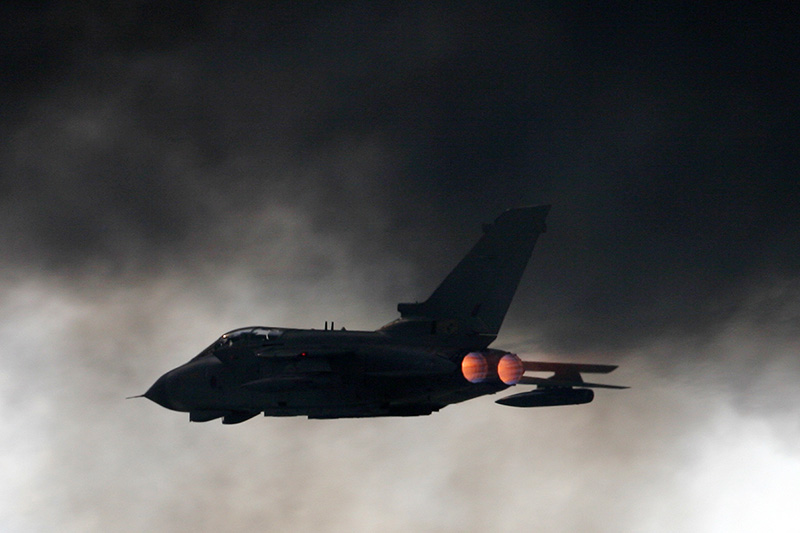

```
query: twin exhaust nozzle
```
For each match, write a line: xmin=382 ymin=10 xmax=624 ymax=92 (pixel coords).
xmin=461 ymin=351 xmax=524 ymax=385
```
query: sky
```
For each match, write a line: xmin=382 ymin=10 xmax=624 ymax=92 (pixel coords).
xmin=2 ymin=3 xmax=799 ymax=532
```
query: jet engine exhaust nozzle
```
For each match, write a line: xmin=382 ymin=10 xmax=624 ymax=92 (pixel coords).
xmin=461 ymin=352 xmax=488 ymax=383
xmin=461 ymin=351 xmax=522 ymax=384
xmin=497 ymin=353 xmax=523 ymax=385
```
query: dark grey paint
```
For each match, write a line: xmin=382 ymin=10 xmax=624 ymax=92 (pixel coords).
xmin=139 ymin=207 xmax=624 ymax=422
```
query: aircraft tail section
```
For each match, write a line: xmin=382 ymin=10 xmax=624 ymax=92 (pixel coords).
xmin=397 ymin=205 xmax=550 ymax=338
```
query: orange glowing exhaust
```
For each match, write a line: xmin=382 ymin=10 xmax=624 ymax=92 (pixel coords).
xmin=462 ymin=351 xmax=523 ymax=384
xmin=461 ymin=352 xmax=488 ymax=383
xmin=497 ymin=353 xmax=523 ymax=384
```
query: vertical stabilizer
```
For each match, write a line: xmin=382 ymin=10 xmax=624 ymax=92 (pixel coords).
xmin=397 ymin=205 xmax=550 ymax=336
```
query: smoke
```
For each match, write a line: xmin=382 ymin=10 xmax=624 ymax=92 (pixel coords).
xmin=3 ymin=276 xmax=799 ymax=532
xmin=2 ymin=3 xmax=799 ymax=532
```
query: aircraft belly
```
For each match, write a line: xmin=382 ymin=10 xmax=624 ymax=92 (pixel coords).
xmin=170 ymin=359 xmax=510 ymax=418
xmin=427 ymin=381 xmax=509 ymax=406
xmin=231 ymin=373 xmax=478 ymax=418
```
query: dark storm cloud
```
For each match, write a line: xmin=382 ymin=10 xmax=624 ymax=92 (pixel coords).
xmin=2 ymin=4 xmax=798 ymax=347
xmin=3 ymin=4 xmax=800 ymax=532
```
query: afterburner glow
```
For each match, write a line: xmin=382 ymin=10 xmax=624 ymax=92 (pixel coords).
xmin=497 ymin=353 xmax=524 ymax=384
xmin=462 ymin=352 xmax=488 ymax=383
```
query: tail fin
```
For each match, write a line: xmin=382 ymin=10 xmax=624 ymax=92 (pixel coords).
xmin=397 ymin=205 xmax=550 ymax=336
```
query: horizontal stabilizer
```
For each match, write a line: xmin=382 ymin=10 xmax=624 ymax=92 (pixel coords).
xmin=519 ymin=360 xmax=627 ymax=390
xmin=518 ymin=376 xmax=628 ymax=389
xmin=522 ymin=361 xmax=617 ymax=374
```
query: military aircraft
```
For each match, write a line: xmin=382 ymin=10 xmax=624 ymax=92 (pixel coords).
xmin=137 ymin=206 xmax=625 ymax=423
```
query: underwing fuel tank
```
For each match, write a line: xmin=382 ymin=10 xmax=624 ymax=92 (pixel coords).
xmin=495 ymin=388 xmax=594 ymax=407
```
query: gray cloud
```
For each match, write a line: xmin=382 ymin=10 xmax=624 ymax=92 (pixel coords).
xmin=3 ymin=278 xmax=799 ymax=532
xmin=2 ymin=3 xmax=799 ymax=532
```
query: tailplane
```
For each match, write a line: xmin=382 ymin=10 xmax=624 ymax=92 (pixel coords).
xmin=394 ymin=205 xmax=550 ymax=340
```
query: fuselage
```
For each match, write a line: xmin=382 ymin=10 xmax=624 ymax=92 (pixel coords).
xmin=144 ymin=324 xmax=512 ymax=420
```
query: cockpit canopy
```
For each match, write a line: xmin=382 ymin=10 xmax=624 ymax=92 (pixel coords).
xmin=191 ymin=327 xmax=286 ymax=362
xmin=217 ymin=327 xmax=284 ymax=348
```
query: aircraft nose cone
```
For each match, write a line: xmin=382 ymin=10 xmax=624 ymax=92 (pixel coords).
xmin=144 ymin=375 xmax=176 ymax=410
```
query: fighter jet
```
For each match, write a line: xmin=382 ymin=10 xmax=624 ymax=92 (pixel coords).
xmin=137 ymin=206 xmax=625 ymax=423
